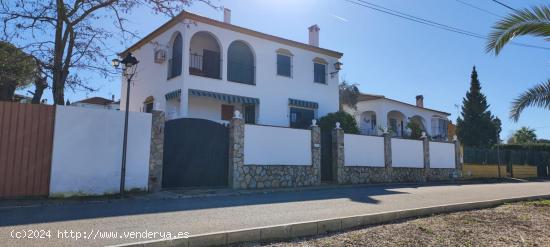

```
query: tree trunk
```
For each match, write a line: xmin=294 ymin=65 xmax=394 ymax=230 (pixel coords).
xmin=52 ymin=78 xmax=64 ymax=105
xmin=0 ymin=82 xmax=16 ymax=101
xmin=31 ymin=76 xmax=47 ymax=104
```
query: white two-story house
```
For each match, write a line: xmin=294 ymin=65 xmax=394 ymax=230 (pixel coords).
xmin=119 ymin=9 xmax=343 ymax=129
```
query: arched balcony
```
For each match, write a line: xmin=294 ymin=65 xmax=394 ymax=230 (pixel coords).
xmin=387 ymin=110 xmax=406 ymax=137
xmin=360 ymin=111 xmax=378 ymax=135
xmin=189 ymin=31 xmax=222 ymax=79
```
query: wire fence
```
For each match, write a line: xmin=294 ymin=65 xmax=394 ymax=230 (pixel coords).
xmin=464 ymin=147 xmax=549 ymax=166
xmin=463 ymin=146 xmax=550 ymax=177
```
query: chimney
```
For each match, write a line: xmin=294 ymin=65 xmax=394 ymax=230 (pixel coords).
xmin=416 ymin=95 xmax=424 ymax=108
xmin=223 ymin=8 xmax=231 ymax=24
xmin=308 ymin=25 xmax=320 ymax=47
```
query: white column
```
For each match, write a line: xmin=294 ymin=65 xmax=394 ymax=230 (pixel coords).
xmin=179 ymin=87 xmax=188 ymax=117
xmin=378 ymin=110 xmax=388 ymax=132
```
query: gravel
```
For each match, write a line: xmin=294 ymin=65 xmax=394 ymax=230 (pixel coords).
xmin=259 ymin=200 xmax=550 ymax=247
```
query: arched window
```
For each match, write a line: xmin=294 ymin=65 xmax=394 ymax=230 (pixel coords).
xmin=227 ymin=41 xmax=255 ymax=85
xmin=168 ymin=33 xmax=183 ymax=79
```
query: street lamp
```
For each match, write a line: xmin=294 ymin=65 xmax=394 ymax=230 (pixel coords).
xmin=112 ymin=53 xmax=139 ymax=197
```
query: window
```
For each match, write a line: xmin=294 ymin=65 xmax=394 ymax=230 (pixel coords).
xmin=277 ymin=54 xmax=291 ymax=77
xmin=431 ymin=117 xmax=448 ymax=138
xmin=221 ymin=104 xmax=235 ymax=121
xmin=143 ymin=96 xmax=154 ymax=113
xmin=371 ymin=115 xmax=377 ymax=129
xmin=290 ymin=107 xmax=315 ymax=129
xmin=227 ymin=41 xmax=255 ymax=85
xmin=314 ymin=63 xmax=326 ymax=84
xmin=168 ymin=33 xmax=183 ymax=79
xmin=244 ymin=104 xmax=256 ymax=124
xmin=144 ymin=102 xmax=153 ymax=113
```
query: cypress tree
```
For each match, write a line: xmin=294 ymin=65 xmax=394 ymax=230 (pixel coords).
xmin=456 ymin=66 xmax=501 ymax=147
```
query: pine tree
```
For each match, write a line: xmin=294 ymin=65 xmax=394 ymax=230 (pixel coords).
xmin=456 ymin=66 xmax=501 ymax=147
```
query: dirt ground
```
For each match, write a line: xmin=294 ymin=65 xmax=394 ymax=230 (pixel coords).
xmin=262 ymin=200 xmax=550 ymax=247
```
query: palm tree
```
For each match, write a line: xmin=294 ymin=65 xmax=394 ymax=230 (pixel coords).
xmin=486 ymin=5 xmax=550 ymax=121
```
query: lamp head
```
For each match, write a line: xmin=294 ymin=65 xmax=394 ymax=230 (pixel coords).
xmin=334 ymin=61 xmax=343 ymax=71
xmin=111 ymin=58 xmax=120 ymax=68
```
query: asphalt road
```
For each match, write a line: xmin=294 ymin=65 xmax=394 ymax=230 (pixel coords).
xmin=1 ymin=181 xmax=549 ymax=247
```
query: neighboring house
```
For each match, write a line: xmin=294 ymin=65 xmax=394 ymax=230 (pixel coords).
xmin=344 ymin=94 xmax=451 ymax=140
xmin=13 ymin=93 xmax=32 ymax=103
xmin=71 ymin=96 xmax=120 ymax=110
xmin=119 ymin=9 xmax=343 ymax=128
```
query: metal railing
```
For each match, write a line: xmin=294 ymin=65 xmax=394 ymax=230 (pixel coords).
xmin=189 ymin=53 xmax=221 ymax=79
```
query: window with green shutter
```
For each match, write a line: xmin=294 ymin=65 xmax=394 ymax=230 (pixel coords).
xmin=277 ymin=54 xmax=291 ymax=77
xmin=314 ymin=63 xmax=326 ymax=84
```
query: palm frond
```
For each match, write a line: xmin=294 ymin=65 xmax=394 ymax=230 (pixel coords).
xmin=486 ymin=5 xmax=550 ymax=55
xmin=510 ymin=79 xmax=550 ymax=121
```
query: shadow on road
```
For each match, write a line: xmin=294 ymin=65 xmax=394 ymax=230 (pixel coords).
xmin=0 ymin=184 xmax=408 ymax=226
xmin=0 ymin=178 xmax=547 ymax=226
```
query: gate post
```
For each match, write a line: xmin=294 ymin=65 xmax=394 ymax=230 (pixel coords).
xmin=453 ymin=135 xmax=463 ymax=171
xmin=311 ymin=120 xmax=322 ymax=185
xmin=383 ymin=130 xmax=392 ymax=170
xmin=229 ymin=111 xmax=245 ymax=189
xmin=148 ymin=110 xmax=165 ymax=192
xmin=421 ymin=132 xmax=430 ymax=182
xmin=332 ymin=122 xmax=345 ymax=184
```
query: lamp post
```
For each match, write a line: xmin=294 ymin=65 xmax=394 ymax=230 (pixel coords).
xmin=112 ymin=53 xmax=139 ymax=197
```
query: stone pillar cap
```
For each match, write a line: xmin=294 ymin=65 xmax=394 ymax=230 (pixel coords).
xmin=233 ymin=110 xmax=242 ymax=119
xmin=311 ymin=119 xmax=318 ymax=127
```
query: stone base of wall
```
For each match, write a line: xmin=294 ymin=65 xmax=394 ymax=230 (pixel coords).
xmin=338 ymin=167 xmax=459 ymax=185
xmin=427 ymin=168 xmax=460 ymax=181
xmin=233 ymin=165 xmax=320 ymax=189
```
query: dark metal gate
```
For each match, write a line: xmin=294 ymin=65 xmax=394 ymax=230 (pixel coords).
xmin=321 ymin=129 xmax=333 ymax=182
xmin=162 ymin=118 xmax=229 ymax=188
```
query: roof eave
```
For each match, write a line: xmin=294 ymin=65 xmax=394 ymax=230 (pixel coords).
xmin=119 ymin=11 xmax=343 ymax=59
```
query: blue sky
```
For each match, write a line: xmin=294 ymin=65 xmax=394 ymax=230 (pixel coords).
xmin=24 ymin=0 xmax=550 ymax=140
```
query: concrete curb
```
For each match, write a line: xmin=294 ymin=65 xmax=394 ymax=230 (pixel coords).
xmin=111 ymin=194 xmax=550 ymax=247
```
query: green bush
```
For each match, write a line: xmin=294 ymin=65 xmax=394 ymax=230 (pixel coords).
xmin=406 ymin=121 xmax=423 ymax=140
xmin=318 ymin=111 xmax=359 ymax=134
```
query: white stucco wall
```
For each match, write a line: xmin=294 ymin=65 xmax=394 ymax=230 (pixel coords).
xmin=391 ymin=138 xmax=424 ymax=168
xmin=244 ymin=124 xmax=311 ymax=165
xmin=344 ymin=134 xmax=385 ymax=167
xmin=122 ymin=15 xmax=340 ymax=127
xmin=429 ymin=142 xmax=456 ymax=168
xmin=49 ymin=106 xmax=152 ymax=196
xmin=188 ymin=95 xmax=224 ymax=121
xmin=345 ymin=99 xmax=449 ymax=137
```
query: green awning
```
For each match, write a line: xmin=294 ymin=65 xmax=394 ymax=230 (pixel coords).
xmin=289 ymin=98 xmax=318 ymax=109
xmin=165 ymin=89 xmax=181 ymax=100
xmin=188 ymin=89 xmax=259 ymax=104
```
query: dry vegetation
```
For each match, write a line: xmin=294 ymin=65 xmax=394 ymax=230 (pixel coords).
xmin=263 ymin=200 xmax=550 ymax=247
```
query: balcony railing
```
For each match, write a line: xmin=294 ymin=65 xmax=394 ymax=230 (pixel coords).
xmin=167 ymin=55 xmax=182 ymax=79
xmin=227 ymin=61 xmax=255 ymax=85
xmin=189 ymin=53 xmax=221 ymax=79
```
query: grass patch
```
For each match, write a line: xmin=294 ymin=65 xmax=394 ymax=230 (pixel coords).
xmin=524 ymin=199 xmax=550 ymax=207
